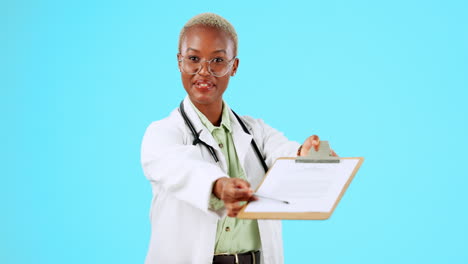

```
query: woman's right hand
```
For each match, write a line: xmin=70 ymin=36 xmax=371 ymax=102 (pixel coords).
xmin=213 ymin=178 xmax=256 ymax=217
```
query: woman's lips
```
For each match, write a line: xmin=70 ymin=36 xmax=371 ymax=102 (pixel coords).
xmin=194 ymin=80 xmax=215 ymax=91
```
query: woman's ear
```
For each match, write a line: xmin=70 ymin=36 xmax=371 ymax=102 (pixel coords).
xmin=231 ymin=58 xmax=239 ymax=76
xmin=177 ymin=53 xmax=182 ymax=72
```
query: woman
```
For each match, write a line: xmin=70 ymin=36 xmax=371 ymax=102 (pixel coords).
xmin=141 ymin=13 xmax=333 ymax=264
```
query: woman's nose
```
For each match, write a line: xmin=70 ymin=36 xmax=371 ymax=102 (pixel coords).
xmin=198 ymin=60 xmax=211 ymax=76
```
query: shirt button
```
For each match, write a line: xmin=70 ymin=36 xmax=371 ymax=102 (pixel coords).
xmin=225 ymin=226 xmax=230 ymax=232
xmin=219 ymin=143 xmax=224 ymax=148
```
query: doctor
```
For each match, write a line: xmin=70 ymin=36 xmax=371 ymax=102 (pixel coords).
xmin=141 ymin=13 xmax=336 ymax=264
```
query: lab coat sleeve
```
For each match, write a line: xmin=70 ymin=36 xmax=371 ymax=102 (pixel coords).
xmin=254 ymin=118 xmax=301 ymax=167
xmin=141 ymin=120 xmax=227 ymax=216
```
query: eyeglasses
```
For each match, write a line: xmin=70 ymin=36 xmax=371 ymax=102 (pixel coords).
xmin=178 ymin=55 xmax=236 ymax=77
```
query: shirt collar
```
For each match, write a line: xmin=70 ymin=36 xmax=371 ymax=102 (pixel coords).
xmin=189 ymin=100 xmax=232 ymax=133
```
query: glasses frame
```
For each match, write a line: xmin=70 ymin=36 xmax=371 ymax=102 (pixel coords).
xmin=178 ymin=54 xmax=237 ymax=77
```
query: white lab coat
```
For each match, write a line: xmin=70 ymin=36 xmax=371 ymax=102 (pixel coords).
xmin=141 ymin=97 xmax=300 ymax=264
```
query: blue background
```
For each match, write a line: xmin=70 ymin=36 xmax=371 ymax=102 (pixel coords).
xmin=2 ymin=0 xmax=467 ymax=263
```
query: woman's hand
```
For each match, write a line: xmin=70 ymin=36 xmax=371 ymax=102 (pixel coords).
xmin=298 ymin=135 xmax=338 ymax=157
xmin=213 ymin=178 xmax=257 ymax=217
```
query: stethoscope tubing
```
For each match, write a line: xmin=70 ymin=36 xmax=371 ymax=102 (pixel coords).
xmin=178 ymin=100 xmax=268 ymax=173
xmin=179 ymin=101 xmax=220 ymax=163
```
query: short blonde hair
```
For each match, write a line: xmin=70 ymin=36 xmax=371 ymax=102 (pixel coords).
xmin=178 ymin=13 xmax=238 ymax=55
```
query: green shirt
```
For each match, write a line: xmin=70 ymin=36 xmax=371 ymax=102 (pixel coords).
xmin=191 ymin=101 xmax=261 ymax=254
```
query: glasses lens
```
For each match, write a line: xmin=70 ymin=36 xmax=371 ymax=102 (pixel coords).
xmin=182 ymin=58 xmax=200 ymax=75
xmin=209 ymin=59 xmax=230 ymax=77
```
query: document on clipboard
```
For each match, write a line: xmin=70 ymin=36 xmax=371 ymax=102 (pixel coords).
xmin=237 ymin=157 xmax=364 ymax=220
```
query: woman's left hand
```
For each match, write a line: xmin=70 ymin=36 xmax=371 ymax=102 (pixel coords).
xmin=298 ymin=135 xmax=338 ymax=157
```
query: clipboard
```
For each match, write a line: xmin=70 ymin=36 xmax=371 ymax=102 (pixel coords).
xmin=237 ymin=157 xmax=364 ymax=220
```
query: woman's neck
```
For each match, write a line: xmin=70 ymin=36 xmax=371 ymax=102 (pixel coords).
xmin=192 ymin=100 xmax=223 ymax=127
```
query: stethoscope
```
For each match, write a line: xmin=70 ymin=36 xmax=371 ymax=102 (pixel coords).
xmin=179 ymin=101 xmax=268 ymax=173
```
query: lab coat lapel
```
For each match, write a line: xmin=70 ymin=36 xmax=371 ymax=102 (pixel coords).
xmin=226 ymin=105 xmax=253 ymax=167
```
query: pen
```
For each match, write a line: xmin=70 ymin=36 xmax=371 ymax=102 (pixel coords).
xmin=254 ymin=194 xmax=289 ymax=204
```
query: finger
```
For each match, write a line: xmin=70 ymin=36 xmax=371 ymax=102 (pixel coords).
xmin=229 ymin=202 xmax=245 ymax=217
xmin=227 ymin=209 xmax=237 ymax=218
xmin=226 ymin=206 xmax=236 ymax=217
xmin=232 ymin=188 xmax=253 ymax=200
xmin=232 ymin=178 xmax=250 ymax=189
xmin=300 ymin=135 xmax=320 ymax=155
xmin=226 ymin=202 xmax=242 ymax=217
xmin=232 ymin=179 xmax=253 ymax=196
xmin=330 ymin=149 xmax=338 ymax=157
xmin=311 ymin=135 xmax=320 ymax=151
xmin=221 ymin=179 xmax=254 ymax=202
xmin=222 ymin=185 xmax=251 ymax=202
xmin=250 ymin=195 xmax=259 ymax=201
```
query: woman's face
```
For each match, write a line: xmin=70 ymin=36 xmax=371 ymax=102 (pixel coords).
xmin=178 ymin=25 xmax=239 ymax=108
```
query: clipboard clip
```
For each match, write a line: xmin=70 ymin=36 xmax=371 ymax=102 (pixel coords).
xmin=295 ymin=141 xmax=340 ymax=163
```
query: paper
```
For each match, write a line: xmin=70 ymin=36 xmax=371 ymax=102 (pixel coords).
xmin=244 ymin=158 xmax=360 ymax=213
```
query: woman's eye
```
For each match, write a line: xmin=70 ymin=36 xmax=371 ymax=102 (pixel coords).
xmin=188 ymin=56 xmax=199 ymax=62
xmin=213 ymin=58 xmax=225 ymax=63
